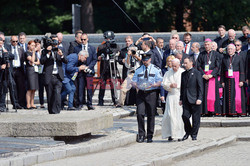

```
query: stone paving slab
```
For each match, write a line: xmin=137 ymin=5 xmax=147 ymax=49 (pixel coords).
xmin=0 ymin=143 xmax=40 ymax=152
xmin=0 ymin=137 xmax=65 ymax=147
xmin=0 ymin=111 xmax=113 ymax=137
xmin=0 ymin=150 xmax=12 ymax=158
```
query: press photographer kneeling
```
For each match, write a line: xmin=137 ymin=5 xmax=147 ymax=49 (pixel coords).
xmin=40 ymin=34 xmax=68 ymax=114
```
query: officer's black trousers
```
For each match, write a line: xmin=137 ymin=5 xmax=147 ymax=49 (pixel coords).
xmin=136 ymin=90 xmax=157 ymax=139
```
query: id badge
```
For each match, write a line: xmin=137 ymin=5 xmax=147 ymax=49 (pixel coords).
xmin=228 ymin=69 xmax=233 ymax=76
xmin=72 ymin=72 xmax=78 ymax=81
xmin=13 ymin=60 xmax=18 ymax=67
xmin=205 ymin=65 xmax=209 ymax=72
xmin=34 ymin=65 xmax=38 ymax=73
xmin=38 ymin=65 xmax=43 ymax=74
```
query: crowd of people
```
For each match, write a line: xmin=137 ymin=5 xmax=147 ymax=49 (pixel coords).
xmin=0 ymin=25 xmax=249 ymax=141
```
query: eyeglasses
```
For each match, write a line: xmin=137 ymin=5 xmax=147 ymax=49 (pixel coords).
xmin=81 ymin=39 xmax=87 ymax=41
xmin=235 ymin=44 xmax=241 ymax=46
xmin=12 ymin=41 xmax=18 ymax=43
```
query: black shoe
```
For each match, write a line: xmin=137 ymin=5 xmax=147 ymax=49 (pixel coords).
xmin=97 ymin=103 xmax=104 ymax=106
xmin=40 ymin=105 xmax=45 ymax=108
xmin=13 ymin=104 xmax=23 ymax=109
xmin=147 ymin=138 xmax=153 ymax=143
xmin=182 ymin=134 xmax=189 ymax=141
xmin=168 ymin=136 xmax=173 ymax=141
xmin=31 ymin=106 xmax=37 ymax=109
xmin=115 ymin=104 xmax=122 ymax=108
xmin=67 ymin=107 xmax=76 ymax=110
xmin=136 ymin=135 xmax=145 ymax=143
xmin=87 ymin=106 xmax=95 ymax=110
xmin=0 ymin=107 xmax=6 ymax=112
xmin=191 ymin=135 xmax=197 ymax=140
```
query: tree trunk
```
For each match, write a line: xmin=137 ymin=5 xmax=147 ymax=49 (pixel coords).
xmin=80 ymin=0 xmax=95 ymax=33
xmin=175 ymin=0 xmax=185 ymax=31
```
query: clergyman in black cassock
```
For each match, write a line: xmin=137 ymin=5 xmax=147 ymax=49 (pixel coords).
xmin=197 ymin=39 xmax=221 ymax=115
xmin=180 ymin=57 xmax=203 ymax=141
xmin=220 ymin=44 xmax=246 ymax=116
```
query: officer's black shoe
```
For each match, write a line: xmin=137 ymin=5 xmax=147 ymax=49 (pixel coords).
xmin=67 ymin=107 xmax=76 ymax=111
xmin=182 ymin=134 xmax=189 ymax=141
xmin=87 ymin=106 xmax=95 ymax=110
xmin=168 ymin=136 xmax=173 ymax=141
xmin=192 ymin=137 xmax=197 ymax=141
xmin=13 ymin=104 xmax=23 ymax=109
xmin=136 ymin=135 xmax=145 ymax=143
xmin=147 ymin=138 xmax=153 ymax=143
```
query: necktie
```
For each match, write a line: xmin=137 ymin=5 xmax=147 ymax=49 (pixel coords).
xmin=184 ymin=44 xmax=188 ymax=53
xmin=83 ymin=45 xmax=86 ymax=50
xmin=144 ymin=67 xmax=148 ymax=79
xmin=160 ymin=49 xmax=163 ymax=59
xmin=14 ymin=47 xmax=18 ymax=60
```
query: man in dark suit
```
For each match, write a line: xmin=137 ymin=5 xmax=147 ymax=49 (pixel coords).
xmin=74 ymin=33 xmax=97 ymax=110
xmin=183 ymin=32 xmax=193 ymax=55
xmin=0 ymin=36 xmax=22 ymax=111
xmin=219 ymin=29 xmax=236 ymax=53
xmin=180 ymin=56 xmax=203 ymax=141
xmin=40 ymin=35 xmax=68 ymax=114
xmin=162 ymin=39 xmax=176 ymax=69
xmin=141 ymin=40 xmax=160 ymax=68
xmin=57 ymin=32 xmax=70 ymax=56
xmin=68 ymin=31 xmax=82 ymax=54
xmin=214 ymin=25 xmax=228 ymax=52
xmin=151 ymin=37 xmax=164 ymax=69
xmin=190 ymin=42 xmax=201 ymax=68
xmin=238 ymin=26 xmax=249 ymax=46
xmin=18 ymin=32 xmax=28 ymax=52
xmin=119 ymin=36 xmax=134 ymax=80
xmin=7 ymin=36 xmax=26 ymax=108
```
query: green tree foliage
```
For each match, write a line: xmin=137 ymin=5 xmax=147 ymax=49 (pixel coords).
xmin=124 ymin=0 xmax=250 ymax=32
xmin=0 ymin=0 xmax=72 ymax=35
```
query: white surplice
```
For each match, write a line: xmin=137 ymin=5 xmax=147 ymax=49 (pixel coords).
xmin=162 ymin=67 xmax=185 ymax=139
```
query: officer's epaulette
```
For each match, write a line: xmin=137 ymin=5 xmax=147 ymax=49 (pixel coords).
xmin=136 ymin=65 xmax=143 ymax=71
xmin=153 ymin=64 xmax=161 ymax=70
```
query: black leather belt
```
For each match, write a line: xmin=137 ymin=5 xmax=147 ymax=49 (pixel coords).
xmin=139 ymin=89 xmax=157 ymax=94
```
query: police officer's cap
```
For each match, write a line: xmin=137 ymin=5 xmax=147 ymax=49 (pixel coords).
xmin=141 ymin=53 xmax=151 ymax=61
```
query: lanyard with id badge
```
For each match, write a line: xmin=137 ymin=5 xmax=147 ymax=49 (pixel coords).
xmin=205 ymin=53 xmax=212 ymax=72
xmin=228 ymin=56 xmax=234 ymax=77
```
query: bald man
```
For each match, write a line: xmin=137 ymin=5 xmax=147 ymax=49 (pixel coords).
xmin=57 ymin=32 xmax=70 ymax=56
xmin=220 ymin=29 xmax=236 ymax=53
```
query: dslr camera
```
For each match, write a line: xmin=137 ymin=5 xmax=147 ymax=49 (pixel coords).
xmin=128 ymin=46 xmax=138 ymax=68
xmin=42 ymin=33 xmax=59 ymax=52
xmin=84 ymin=68 xmax=95 ymax=75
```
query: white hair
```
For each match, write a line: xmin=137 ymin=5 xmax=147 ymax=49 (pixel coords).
xmin=78 ymin=50 xmax=89 ymax=57
xmin=176 ymin=41 xmax=184 ymax=47
xmin=171 ymin=58 xmax=180 ymax=64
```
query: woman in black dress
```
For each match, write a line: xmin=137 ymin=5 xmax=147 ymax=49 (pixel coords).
xmin=25 ymin=40 xmax=40 ymax=109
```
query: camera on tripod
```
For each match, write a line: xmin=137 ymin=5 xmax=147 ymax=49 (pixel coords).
xmin=42 ymin=33 xmax=59 ymax=52
xmin=0 ymin=48 xmax=10 ymax=64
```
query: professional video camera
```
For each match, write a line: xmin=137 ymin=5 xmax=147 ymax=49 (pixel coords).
xmin=42 ymin=33 xmax=59 ymax=52
xmin=100 ymin=31 xmax=119 ymax=60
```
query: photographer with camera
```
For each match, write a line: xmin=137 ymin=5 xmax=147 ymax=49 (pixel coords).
xmin=40 ymin=34 xmax=68 ymax=114
xmin=97 ymin=31 xmax=120 ymax=106
xmin=61 ymin=50 xmax=90 ymax=110
xmin=135 ymin=33 xmax=156 ymax=50
xmin=0 ymin=37 xmax=22 ymax=112
xmin=116 ymin=46 xmax=141 ymax=107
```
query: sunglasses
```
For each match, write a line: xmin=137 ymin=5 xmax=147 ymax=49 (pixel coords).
xmin=235 ymin=44 xmax=241 ymax=46
xmin=81 ymin=39 xmax=87 ymax=41
xmin=12 ymin=41 xmax=18 ymax=43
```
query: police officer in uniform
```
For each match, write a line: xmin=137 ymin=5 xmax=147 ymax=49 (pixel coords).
xmin=132 ymin=53 xmax=163 ymax=143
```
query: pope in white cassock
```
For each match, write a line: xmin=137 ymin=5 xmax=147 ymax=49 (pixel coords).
xmin=162 ymin=58 xmax=185 ymax=141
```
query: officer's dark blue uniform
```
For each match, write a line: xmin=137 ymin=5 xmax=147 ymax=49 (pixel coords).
xmin=132 ymin=53 xmax=162 ymax=143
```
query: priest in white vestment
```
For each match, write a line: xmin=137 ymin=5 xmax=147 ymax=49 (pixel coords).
xmin=162 ymin=58 xmax=185 ymax=140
